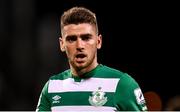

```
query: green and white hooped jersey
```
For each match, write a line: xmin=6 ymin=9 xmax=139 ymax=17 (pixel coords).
xmin=36 ymin=64 xmax=147 ymax=111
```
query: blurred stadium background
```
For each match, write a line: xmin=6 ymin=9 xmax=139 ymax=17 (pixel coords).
xmin=0 ymin=0 xmax=179 ymax=110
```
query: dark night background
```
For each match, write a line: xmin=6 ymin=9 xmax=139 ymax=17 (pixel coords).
xmin=0 ymin=0 xmax=179 ymax=110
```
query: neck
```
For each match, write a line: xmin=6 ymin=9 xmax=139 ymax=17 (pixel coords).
xmin=70 ymin=61 xmax=98 ymax=77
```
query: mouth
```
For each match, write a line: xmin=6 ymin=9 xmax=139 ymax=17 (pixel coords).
xmin=76 ymin=54 xmax=86 ymax=58
xmin=75 ymin=53 xmax=87 ymax=62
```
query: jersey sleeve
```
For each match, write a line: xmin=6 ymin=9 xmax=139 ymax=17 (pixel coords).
xmin=114 ymin=73 xmax=147 ymax=111
xmin=36 ymin=81 xmax=51 ymax=111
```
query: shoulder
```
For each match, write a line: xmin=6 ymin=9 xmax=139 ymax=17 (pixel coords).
xmin=41 ymin=70 xmax=71 ymax=93
xmin=97 ymin=64 xmax=132 ymax=79
xmin=49 ymin=69 xmax=71 ymax=80
xmin=40 ymin=70 xmax=71 ymax=95
xmin=100 ymin=65 xmax=139 ymax=90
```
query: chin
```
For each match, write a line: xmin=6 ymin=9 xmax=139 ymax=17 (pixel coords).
xmin=75 ymin=62 xmax=88 ymax=69
xmin=76 ymin=63 xmax=86 ymax=68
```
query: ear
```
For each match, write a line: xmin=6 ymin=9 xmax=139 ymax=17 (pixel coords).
xmin=59 ymin=37 xmax=65 ymax=52
xmin=97 ymin=34 xmax=102 ymax=49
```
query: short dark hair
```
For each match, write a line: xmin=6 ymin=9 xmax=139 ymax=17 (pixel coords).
xmin=60 ymin=7 xmax=98 ymax=34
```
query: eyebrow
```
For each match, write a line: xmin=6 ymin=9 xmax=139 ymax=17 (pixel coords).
xmin=66 ymin=33 xmax=93 ymax=38
xmin=80 ymin=34 xmax=92 ymax=38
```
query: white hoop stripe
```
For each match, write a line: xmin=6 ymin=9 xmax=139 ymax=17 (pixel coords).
xmin=48 ymin=78 xmax=119 ymax=93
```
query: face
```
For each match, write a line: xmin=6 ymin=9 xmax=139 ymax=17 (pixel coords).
xmin=60 ymin=23 xmax=102 ymax=70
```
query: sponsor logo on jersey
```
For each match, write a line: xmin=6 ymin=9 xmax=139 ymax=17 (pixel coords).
xmin=89 ymin=87 xmax=107 ymax=106
xmin=52 ymin=95 xmax=61 ymax=104
xmin=134 ymin=88 xmax=145 ymax=105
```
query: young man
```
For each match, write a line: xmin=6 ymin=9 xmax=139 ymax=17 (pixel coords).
xmin=36 ymin=7 xmax=147 ymax=111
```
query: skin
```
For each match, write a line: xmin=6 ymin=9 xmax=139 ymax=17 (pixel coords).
xmin=59 ymin=23 xmax=102 ymax=77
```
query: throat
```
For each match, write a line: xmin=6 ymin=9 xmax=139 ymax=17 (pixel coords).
xmin=73 ymin=77 xmax=82 ymax=82
xmin=70 ymin=62 xmax=99 ymax=78
xmin=71 ymin=66 xmax=88 ymax=77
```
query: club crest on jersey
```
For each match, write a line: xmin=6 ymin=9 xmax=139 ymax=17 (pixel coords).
xmin=89 ymin=87 xmax=107 ymax=106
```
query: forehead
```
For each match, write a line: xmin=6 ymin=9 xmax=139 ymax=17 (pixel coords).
xmin=62 ymin=23 xmax=96 ymax=37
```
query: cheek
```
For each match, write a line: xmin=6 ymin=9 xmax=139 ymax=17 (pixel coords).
xmin=90 ymin=40 xmax=98 ymax=50
xmin=88 ymin=44 xmax=97 ymax=55
xmin=65 ymin=46 xmax=74 ymax=57
xmin=89 ymin=39 xmax=96 ymax=45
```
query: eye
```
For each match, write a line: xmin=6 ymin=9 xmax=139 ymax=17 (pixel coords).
xmin=81 ymin=34 xmax=92 ymax=41
xmin=66 ymin=35 xmax=77 ymax=42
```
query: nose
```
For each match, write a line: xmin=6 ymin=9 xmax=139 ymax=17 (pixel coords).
xmin=76 ymin=38 xmax=84 ymax=51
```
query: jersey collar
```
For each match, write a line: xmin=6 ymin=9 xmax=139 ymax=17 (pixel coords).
xmin=70 ymin=64 xmax=103 ymax=82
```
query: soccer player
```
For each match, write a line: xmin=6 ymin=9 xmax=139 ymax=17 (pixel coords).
xmin=36 ymin=6 xmax=147 ymax=111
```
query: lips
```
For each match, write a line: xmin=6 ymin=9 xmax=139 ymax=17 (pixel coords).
xmin=75 ymin=53 xmax=87 ymax=62
xmin=76 ymin=54 xmax=86 ymax=58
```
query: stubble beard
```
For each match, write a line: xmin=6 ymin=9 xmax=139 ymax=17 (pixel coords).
xmin=70 ymin=53 xmax=96 ymax=73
